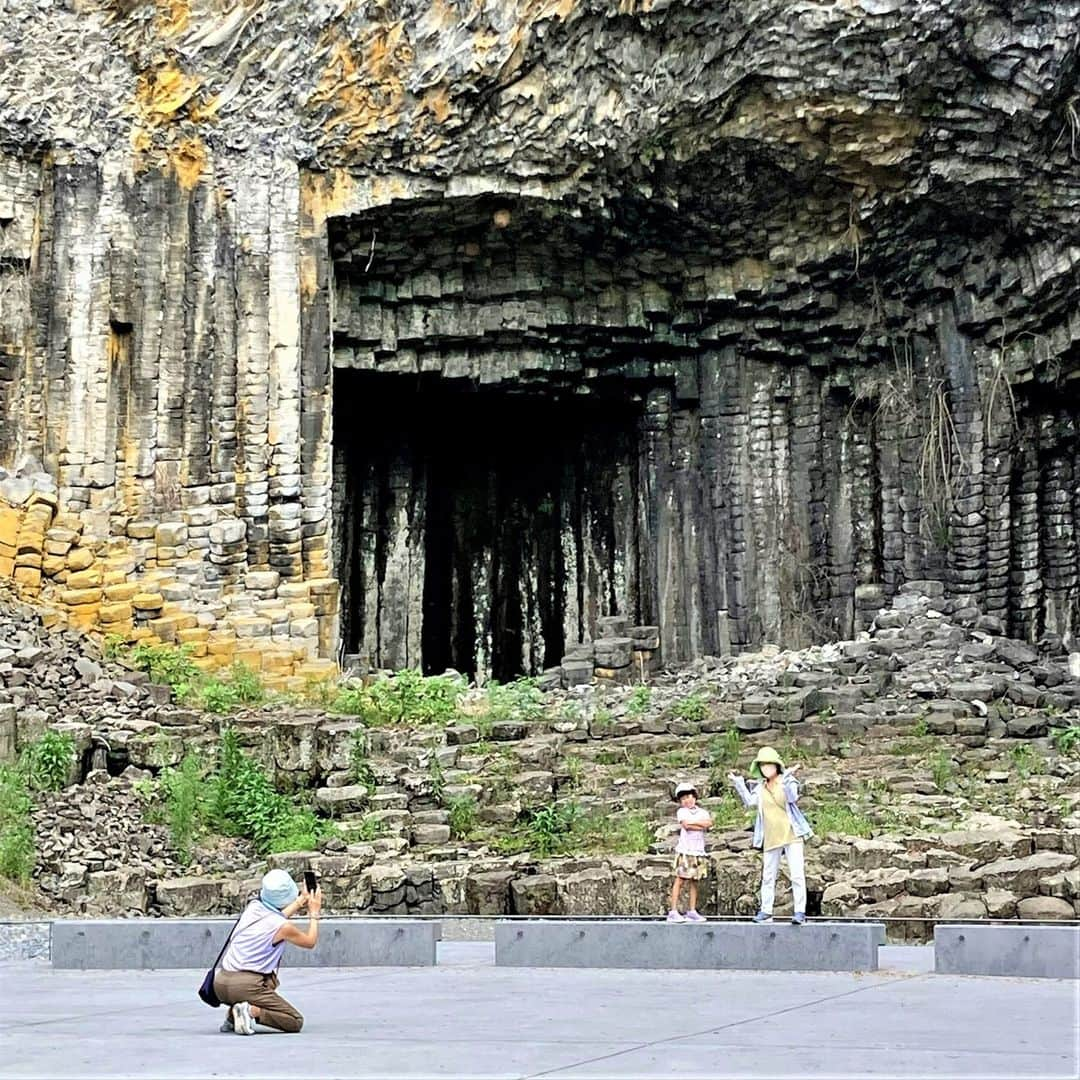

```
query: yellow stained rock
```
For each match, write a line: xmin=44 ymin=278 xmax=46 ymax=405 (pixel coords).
xmin=104 ymin=583 xmax=142 ymax=602
xmin=132 ymin=592 xmax=165 ymax=610
xmin=13 ymin=567 xmax=41 ymax=589
xmin=98 ymin=602 xmax=134 ymax=624
xmin=67 ymin=567 xmax=103 ymax=590
xmin=0 ymin=509 xmax=21 ymax=548
xmin=60 ymin=587 xmax=102 ymax=606
xmin=66 ymin=547 xmax=95 ymax=572
xmin=294 ymin=660 xmax=339 ymax=680
xmin=42 ymin=554 xmax=67 ymax=577
xmin=234 ymin=649 xmax=264 ymax=670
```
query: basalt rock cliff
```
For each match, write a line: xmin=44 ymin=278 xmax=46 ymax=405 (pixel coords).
xmin=0 ymin=1 xmax=1078 ymax=681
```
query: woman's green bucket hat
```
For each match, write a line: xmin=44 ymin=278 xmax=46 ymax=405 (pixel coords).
xmin=750 ymin=745 xmax=785 ymax=780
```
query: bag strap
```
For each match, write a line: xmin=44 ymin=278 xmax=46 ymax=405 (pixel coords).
xmin=211 ymin=913 xmax=244 ymax=971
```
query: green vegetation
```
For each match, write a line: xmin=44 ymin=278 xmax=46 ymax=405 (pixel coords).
xmin=134 ymin=728 xmax=334 ymax=862
xmin=331 ymin=669 xmax=467 ymax=727
xmin=21 ymin=730 xmax=76 ymax=792
xmin=160 ymin=754 xmax=206 ymax=865
xmin=198 ymin=663 xmax=265 ymax=714
xmin=706 ymin=729 xmax=741 ymax=793
xmin=669 ymin=693 xmax=709 ymax=723
xmin=0 ymin=732 xmax=82 ymax=883
xmin=608 ymin=813 xmax=654 ymax=855
xmin=589 ymin=706 xmax=614 ymax=735
xmin=707 ymin=789 xmax=752 ymax=830
xmin=515 ymin=803 xmax=583 ymax=857
xmin=1051 ymin=726 xmax=1080 ymax=757
xmin=212 ymin=727 xmax=330 ymax=853
xmin=348 ymin=731 xmax=377 ymax=794
xmin=0 ymin=764 xmax=34 ymax=883
xmin=447 ymin=795 xmax=479 ymax=840
xmin=475 ymin=677 xmax=545 ymax=735
xmin=930 ymin=749 xmax=953 ymax=790
xmin=126 ymin=643 xmax=265 ymax=715
xmin=562 ymin=754 xmax=585 ymax=789
xmin=809 ymin=793 xmax=874 ymax=838
xmin=1009 ymin=743 xmax=1043 ymax=781
xmin=626 ymin=686 xmax=652 ymax=718
xmin=428 ymin=753 xmax=446 ymax=806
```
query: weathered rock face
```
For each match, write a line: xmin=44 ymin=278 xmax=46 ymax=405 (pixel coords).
xmin=1 ymin=2 xmax=1078 ymax=677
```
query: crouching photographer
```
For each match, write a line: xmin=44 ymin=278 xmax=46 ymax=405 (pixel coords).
xmin=214 ymin=869 xmax=322 ymax=1035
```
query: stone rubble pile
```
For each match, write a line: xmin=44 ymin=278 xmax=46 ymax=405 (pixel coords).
xmin=6 ymin=581 xmax=1080 ymax=938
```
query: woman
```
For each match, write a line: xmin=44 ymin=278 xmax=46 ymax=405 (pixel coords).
xmin=729 ymin=745 xmax=813 ymax=925
xmin=215 ymin=868 xmax=322 ymax=1035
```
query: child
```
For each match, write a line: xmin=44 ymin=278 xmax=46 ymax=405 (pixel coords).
xmin=729 ymin=746 xmax=813 ymax=925
xmin=667 ymin=781 xmax=712 ymax=922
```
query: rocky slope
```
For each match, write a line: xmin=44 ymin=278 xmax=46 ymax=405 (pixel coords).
xmin=6 ymin=579 xmax=1079 ymax=939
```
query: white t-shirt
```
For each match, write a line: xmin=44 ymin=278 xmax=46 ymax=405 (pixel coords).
xmin=676 ymin=806 xmax=710 ymax=855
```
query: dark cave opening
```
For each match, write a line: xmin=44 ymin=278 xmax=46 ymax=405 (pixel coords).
xmin=333 ymin=371 xmax=644 ymax=681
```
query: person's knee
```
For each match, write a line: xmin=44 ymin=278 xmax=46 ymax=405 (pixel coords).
xmin=289 ymin=1014 xmax=304 ymax=1033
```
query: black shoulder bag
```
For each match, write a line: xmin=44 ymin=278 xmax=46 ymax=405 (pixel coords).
xmin=198 ymin=916 xmax=242 ymax=1008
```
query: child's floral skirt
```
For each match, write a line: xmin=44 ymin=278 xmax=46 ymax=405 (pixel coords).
xmin=673 ymin=852 xmax=709 ymax=880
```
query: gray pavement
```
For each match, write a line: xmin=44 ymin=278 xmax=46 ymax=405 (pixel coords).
xmin=1 ymin=943 xmax=1076 ymax=1079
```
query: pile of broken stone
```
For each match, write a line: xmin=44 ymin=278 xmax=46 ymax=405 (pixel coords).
xmin=4 ymin=576 xmax=1080 ymax=934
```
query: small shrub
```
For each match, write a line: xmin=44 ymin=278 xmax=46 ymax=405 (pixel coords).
xmin=912 ymin=715 xmax=929 ymax=738
xmin=811 ymin=795 xmax=873 ymax=838
xmin=558 ymin=700 xmax=583 ymax=725
xmin=210 ymin=727 xmax=331 ymax=854
xmin=1010 ymin=743 xmax=1043 ymax=780
xmin=161 ymin=753 xmax=207 ymax=865
xmin=130 ymin=642 xmax=200 ymax=698
xmin=428 ymin=753 xmax=446 ymax=806
xmin=708 ymin=789 xmax=752 ymax=830
xmin=525 ymin=803 xmax=582 ymax=857
xmin=589 ymin=707 xmax=614 ymax=736
xmin=0 ymin=765 xmax=34 ymax=883
xmin=332 ymin=683 xmax=371 ymax=717
xmin=102 ymin=633 xmax=128 ymax=661
xmin=367 ymin=669 xmax=466 ymax=725
xmin=21 ymin=731 xmax=76 ymax=792
xmin=447 ymin=795 xmax=478 ymax=840
xmin=610 ymin=813 xmax=653 ymax=854
xmin=481 ymin=678 xmax=545 ymax=729
xmin=197 ymin=663 xmax=266 ymax=714
xmin=1051 ymin=726 xmax=1080 ymax=758
xmin=348 ymin=732 xmax=376 ymax=794
xmin=563 ymin=755 xmax=585 ymax=789
xmin=669 ymin=693 xmax=709 ymax=724
xmin=626 ymin=686 xmax=652 ymax=718
xmin=351 ymin=814 xmax=385 ymax=843
xmin=930 ymin=749 xmax=952 ymax=790
xmin=706 ymin=729 xmax=741 ymax=792
xmin=332 ymin=670 xmax=466 ymax=727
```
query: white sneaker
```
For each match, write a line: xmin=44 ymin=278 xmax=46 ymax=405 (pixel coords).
xmin=232 ymin=1001 xmax=256 ymax=1035
xmin=666 ymin=909 xmax=686 ymax=923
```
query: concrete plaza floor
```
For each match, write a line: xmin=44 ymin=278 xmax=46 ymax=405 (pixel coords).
xmin=1 ymin=943 xmax=1076 ymax=1079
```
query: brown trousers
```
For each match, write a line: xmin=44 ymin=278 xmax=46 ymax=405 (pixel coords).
xmin=213 ymin=969 xmax=304 ymax=1033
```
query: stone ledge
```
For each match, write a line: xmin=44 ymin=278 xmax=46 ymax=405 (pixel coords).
xmin=495 ymin=919 xmax=883 ymax=972
xmin=933 ymin=923 xmax=1080 ymax=979
xmin=51 ymin=918 xmax=439 ymax=970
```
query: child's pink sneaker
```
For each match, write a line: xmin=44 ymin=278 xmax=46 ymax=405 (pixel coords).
xmin=684 ymin=910 xmax=706 ymax=923
xmin=666 ymin=910 xmax=686 ymax=923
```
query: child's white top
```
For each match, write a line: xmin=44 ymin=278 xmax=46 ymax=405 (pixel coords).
xmin=675 ymin=806 xmax=709 ymax=855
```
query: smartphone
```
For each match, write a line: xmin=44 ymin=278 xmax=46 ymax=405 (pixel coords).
xmin=304 ymin=870 xmax=318 ymax=895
